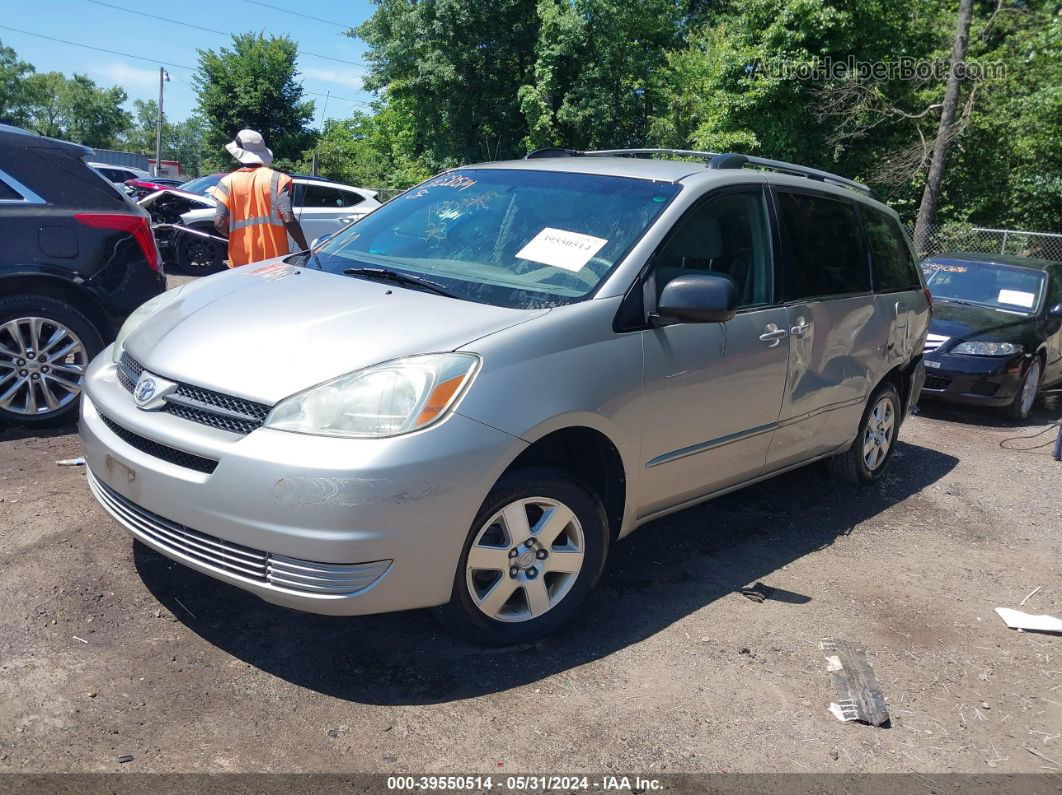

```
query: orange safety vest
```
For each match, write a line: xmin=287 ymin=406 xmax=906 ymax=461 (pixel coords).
xmin=215 ymin=167 xmax=293 ymax=267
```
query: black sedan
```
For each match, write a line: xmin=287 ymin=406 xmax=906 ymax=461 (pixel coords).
xmin=920 ymin=252 xmax=1062 ymax=419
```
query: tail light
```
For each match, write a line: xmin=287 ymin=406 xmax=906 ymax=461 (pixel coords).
xmin=75 ymin=212 xmax=163 ymax=273
xmin=924 ymin=287 xmax=933 ymax=311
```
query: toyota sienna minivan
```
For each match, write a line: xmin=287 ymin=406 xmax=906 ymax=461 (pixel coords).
xmin=79 ymin=149 xmax=929 ymax=645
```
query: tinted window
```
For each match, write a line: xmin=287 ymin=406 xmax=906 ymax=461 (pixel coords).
xmin=859 ymin=204 xmax=921 ymax=291
xmin=653 ymin=190 xmax=773 ymax=308
xmin=0 ymin=177 xmax=20 ymax=200
xmin=779 ymin=192 xmax=869 ymax=300
xmin=302 ymin=185 xmax=363 ymax=208
xmin=1047 ymin=268 xmax=1062 ymax=309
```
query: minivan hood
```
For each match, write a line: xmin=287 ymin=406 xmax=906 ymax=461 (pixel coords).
xmin=929 ymin=300 xmax=1036 ymax=343
xmin=125 ymin=261 xmax=547 ymax=404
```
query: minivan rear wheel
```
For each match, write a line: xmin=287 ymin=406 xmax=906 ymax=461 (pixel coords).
xmin=439 ymin=467 xmax=609 ymax=646
xmin=0 ymin=295 xmax=103 ymax=427
xmin=828 ymin=383 xmax=901 ymax=485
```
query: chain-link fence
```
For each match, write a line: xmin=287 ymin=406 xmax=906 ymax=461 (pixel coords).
xmin=907 ymin=224 xmax=1062 ymax=263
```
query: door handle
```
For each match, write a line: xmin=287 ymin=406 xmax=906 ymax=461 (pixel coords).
xmin=759 ymin=324 xmax=788 ymax=347
xmin=790 ymin=317 xmax=811 ymax=338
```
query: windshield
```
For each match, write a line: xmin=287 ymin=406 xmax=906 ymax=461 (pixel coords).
xmin=311 ymin=168 xmax=680 ymax=309
xmin=179 ymin=174 xmax=222 ymax=196
xmin=922 ymin=260 xmax=1045 ymax=313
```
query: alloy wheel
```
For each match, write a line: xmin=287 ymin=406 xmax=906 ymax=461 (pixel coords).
xmin=1020 ymin=360 xmax=1041 ymax=417
xmin=861 ymin=395 xmax=895 ymax=472
xmin=0 ymin=317 xmax=87 ymax=416
xmin=465 ymin=497 xmax=585 ymax=623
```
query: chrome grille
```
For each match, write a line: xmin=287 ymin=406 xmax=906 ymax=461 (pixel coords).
xmin=117 ymin=353 xmax=271 ymax=435
xmin=90 ymin=470 xmax=268 ymax=581
xmin=923 ymin=333 xmax=949 ymax=353
xmin=88 ymin=470 xmax=391 ymax=595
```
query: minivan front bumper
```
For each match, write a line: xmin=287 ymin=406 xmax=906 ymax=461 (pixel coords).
xmin=80 ymin=351 xmax=526 ymax=616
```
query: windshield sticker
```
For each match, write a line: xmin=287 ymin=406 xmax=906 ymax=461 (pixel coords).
xmin=998 ymin=289 xmax=1035 ymax=308
xmin=922 ymin=263 xmax=968 ymax=273
xmin=516 ymin=228 xmax=608 ymax=272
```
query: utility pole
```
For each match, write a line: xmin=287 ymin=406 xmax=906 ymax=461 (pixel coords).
xmin=154 ymin=67 xmax=170 ymax=177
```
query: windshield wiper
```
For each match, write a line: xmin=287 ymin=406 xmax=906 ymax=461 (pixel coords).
xmin=935 ymin=297 xmax=982 ymax=307
xmin=342 ymin=267 xmax=458 ymax=299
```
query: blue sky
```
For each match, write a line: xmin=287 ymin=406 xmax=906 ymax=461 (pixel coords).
xmin=1 ymin=0 xmax=378 ymax=126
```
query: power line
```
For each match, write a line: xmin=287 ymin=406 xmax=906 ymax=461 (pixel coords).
xmin=83 ymin=0 xmax=368 ymax=67
xmin=241 ymin=0 xmax=351 ymax=30
xmin=302 ymin=89 xmax=373 ymax=107
xmin=1 ymin=24 xmax=374 ymax=112
xmin=0 ymin=24 xmax=195 ymax=69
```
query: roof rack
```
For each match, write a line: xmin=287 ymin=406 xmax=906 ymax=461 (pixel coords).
xmin=524 ymin=147 xmax=878 ymax=199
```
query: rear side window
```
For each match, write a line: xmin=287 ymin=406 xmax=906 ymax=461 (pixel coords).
xmin=859 ymin=204 xmax=922 ymax=291
xmin=302 ymin=184 xmax=363 ymax=208
xmin=778 ymin=191 xmax=869 ymax=300
xmin=0 ymin=177 xmax=20 ymax=200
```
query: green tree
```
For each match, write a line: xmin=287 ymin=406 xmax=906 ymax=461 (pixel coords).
xmin=356 ymin=0 xmax=540 ymax=168
xmin=20 ymin=71 xmax=130 ymax=147
xmin=0 ymin=39 xmax=35 ymax=125
xmin=120 ymin=100 xmax=210 ymax=177
xmin=194 ymin=33 xmax=316 ymax=169
xmin=519 ymin=0 xmax=683 ymax=150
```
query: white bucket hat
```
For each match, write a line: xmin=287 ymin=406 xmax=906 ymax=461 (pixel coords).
xmin=225 ymin=129 xmax=273 ymax=166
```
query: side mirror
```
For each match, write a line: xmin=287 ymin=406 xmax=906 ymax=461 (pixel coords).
xmin=653 ymin=273 xmax=738 ymax=325
xmin=1048 ymin=303 xmax=1062 ymax=320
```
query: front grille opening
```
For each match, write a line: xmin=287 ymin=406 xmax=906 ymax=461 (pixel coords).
xmin=923 ymin=374 xmax=952 ymax=391
xmin=117 ymin=353 xmax=271 ymax=435
xmin=89 ymin=472 xmax=391 ymax=595
xmin=97 ymin=412 xmax=218 ymax=474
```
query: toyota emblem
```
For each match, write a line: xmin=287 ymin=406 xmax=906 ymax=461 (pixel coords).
xmin=135 ymin=378 xmax=157 ymax=404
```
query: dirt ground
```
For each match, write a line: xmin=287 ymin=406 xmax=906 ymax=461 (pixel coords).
xmin=1 ymin=328 xmax=1060 ymax=775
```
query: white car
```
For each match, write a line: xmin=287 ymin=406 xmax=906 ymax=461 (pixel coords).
xmin=88 ymin=162 xmax=152 ymax=184
xmin=139 ymin=174 xmax=383 ymax=272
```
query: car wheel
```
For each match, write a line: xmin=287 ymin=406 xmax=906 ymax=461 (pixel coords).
xmin=1005 ymin=357 xmax=1041 ymax=421
xmin=176 ymin=225 xmax=227 ymax=274
xmin=0 ymin=295 xmax=103 ymax=427
xmin=828 ymin=382 xmax=901 ymax=485
xmin=439 ymin=467 xmax=609 ymax=646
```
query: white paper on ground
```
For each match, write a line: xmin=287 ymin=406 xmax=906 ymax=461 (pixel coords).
xmin=994 ymin=607 xmax=1062 ymax=633
xmin=515 ymin=227 xmax=608 ymax=272
xmin=997 ymin=289 xmax=1036 ymax=308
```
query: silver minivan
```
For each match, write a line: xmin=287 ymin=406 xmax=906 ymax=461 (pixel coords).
xmin=79 ymin=149 xmax=929 ymax=645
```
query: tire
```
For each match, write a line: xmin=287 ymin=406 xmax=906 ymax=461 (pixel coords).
xmin=828 ymin=383 xmax=901 ymax=485
xmin=1004 ymin=357 xmax=1041 ymax=421
xmin=0 ymin=294 xmax=103 ymax=427
xmin=176 ymin=225 xmax=227 ymax=274
xmin=438 ymin=466 xmax=609 ymax=646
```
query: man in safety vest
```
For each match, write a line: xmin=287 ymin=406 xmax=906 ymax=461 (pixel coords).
xmin=212 ymin=129 xmax=309 ymax=267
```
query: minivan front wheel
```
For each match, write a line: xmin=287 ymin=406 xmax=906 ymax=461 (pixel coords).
xmin=440 ymin=467 xmax=609 ymax=646
xmin=828 ymin=383 xmax=901 ymax=485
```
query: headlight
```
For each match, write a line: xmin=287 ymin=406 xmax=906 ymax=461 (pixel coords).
xmin=111 ymin=286 xmax=185 ymax=362
xmin=951 ymin=341 xmax=1023 ymax=356
xmin=265 ymin=353 xmax=480 ymax=438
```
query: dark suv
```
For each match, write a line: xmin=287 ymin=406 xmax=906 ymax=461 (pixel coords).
xmin=0 ymin=124 xmax=165 ymax=427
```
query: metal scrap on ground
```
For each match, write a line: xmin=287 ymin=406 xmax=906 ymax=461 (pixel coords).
xmin=820 ymin=638 xmax=890 ymax=727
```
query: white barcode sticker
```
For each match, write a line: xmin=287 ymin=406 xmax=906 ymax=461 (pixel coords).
xmin=515 ymin=228 xmax=607 ymax=272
